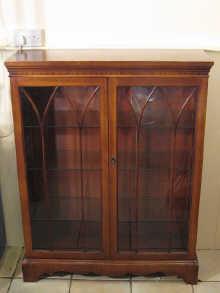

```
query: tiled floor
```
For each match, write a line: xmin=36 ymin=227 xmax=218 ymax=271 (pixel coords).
xmin=0 ymin=248 xmax=220 ymax=292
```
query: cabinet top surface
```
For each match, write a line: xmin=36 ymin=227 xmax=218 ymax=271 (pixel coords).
xmin=6 ymin=49 xmax=212 ymax=62
xmin=5 ymin=49 xmax=213 ymax=75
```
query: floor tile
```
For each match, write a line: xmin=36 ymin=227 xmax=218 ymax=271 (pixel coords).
xmin=194 ymin=282 xmax=220 ymax=293
xmin=132 ymin=280 xmax=193 ymax=293
xmin=0 ymin=133 xmax=23 ymax=246
xmin=70 ymin=280 xmax=130 ymax=293
xmin=13 ymin=248 xmax=24 ymax=279
xmin=198 ymin=250 xmax=220 ymax=281
xmin=9 ymin=278 xmax=70 ymax=293
xmin=0 ymin=278 xmax=11 ymax=293
xmin=0 ymin=247 xmax=21 ymax=277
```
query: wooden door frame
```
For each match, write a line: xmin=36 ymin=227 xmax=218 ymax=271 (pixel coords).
xmin=11 ymin=76 xmax=110 ymax=259
xmin=108 ymin=76 xmax=207 ymax=260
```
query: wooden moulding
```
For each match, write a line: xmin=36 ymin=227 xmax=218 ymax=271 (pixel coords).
xmin=22 ymin=257 xmax=198 ymax=284
xmin=5 ymin=49 xmax=213 ymax=77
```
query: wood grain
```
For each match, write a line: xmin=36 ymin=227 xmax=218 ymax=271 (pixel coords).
xmin=5 ymin=49 xmax=213 ymax=284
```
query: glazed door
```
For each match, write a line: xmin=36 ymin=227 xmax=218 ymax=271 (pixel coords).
xmin=16 ymin=78 xmax=109 ymax=258
xmin=109 ymin=77 xmax=200 ymax=258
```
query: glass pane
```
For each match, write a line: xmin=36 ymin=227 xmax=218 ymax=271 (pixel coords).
xmin=20 ymin=86 xmax=102 ymax=251
xmin=117 ymin=86 xmax=197 ymax=252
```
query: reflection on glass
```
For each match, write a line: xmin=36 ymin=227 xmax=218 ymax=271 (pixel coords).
xmin=20 ymin=86 xmax=102 ymax=251
xmin=117 ymin=86 xmax=197 ymax=252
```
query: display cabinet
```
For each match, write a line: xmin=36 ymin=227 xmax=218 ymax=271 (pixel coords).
xmin=5 ymin=49 xmax=213 ymax=283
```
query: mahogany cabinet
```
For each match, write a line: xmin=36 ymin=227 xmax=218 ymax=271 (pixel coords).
xmin=5 ymin=49 xmax=213 ymax=283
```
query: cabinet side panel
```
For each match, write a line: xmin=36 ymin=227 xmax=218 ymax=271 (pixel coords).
xmin=10 ymin=78 xmax=33 ymax=255
xmin=188 ymin=78 xmax=209 ymax=255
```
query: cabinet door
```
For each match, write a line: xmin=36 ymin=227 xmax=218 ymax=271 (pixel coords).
xmin=14 ymin=78 xmax=109 ymax=258
xmin=109 ymin=77 xmax=204 ymax=258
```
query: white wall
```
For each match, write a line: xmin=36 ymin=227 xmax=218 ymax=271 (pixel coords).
xmin=197 ymin=51 xmax=220 ymax=249
xmin=0 ymin=50 xmax=23 ymax=246
xmin=0 ymin=0 xmax=220 ymax=49
xmin=0 ymin=0 xmax=220 ymax=248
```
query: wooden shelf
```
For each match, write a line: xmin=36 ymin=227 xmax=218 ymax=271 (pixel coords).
xmin=31 ymin=197 xmax=101 ymax=222
xmin=32 ymin=219 xmax=101 ymax=251
xmin=118 ymin=221 xmax=187 ymax=251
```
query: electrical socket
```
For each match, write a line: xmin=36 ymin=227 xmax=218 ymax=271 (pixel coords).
xmin=14 ymin=29 xmax=45 ymax=47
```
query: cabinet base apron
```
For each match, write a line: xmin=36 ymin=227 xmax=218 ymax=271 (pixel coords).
xmin=22 ymin=257 xmax=198 ymax=284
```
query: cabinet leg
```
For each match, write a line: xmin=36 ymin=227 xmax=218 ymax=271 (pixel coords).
xmin=22 ymin=260 xmax=43 ymax=282
xmin=181 ymin=265 xmax=198 ymax=285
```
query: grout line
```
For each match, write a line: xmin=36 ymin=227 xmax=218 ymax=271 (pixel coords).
xmin=199 ymin=280 xmax=220 ymax=283
xmin=197 ymin=249 xmax=210 ymax=251
xmin=12 ymin=275 xmax=72 ymax=280
xmin=4 ymin=245 xmax=24 ymax=293
xmin=130 ymin=277 xmax=132 ymax=293
xmin=71 ymin=275 xmax=131 ymax=281
xmin=197 ymin=249 xmax=211 ymax=251
xmin=197 ymin=249 xmax=220 ymax=251
xmin=11 ymin=247 xmax=23 ymax=280
xmin=68 ymin=275 xmax=72 ymax=293
xmin=6 ymin=278 xmax=14 ymax=293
